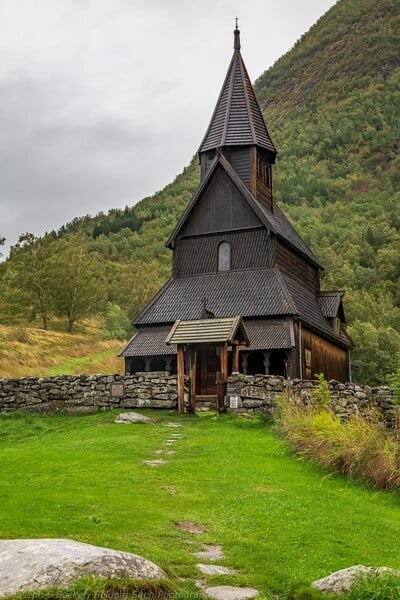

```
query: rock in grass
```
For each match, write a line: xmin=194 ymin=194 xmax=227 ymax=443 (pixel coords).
xmin=204 ymin=586 xmax=259 ymax=599
xmin=312 ymin=565 xmax=400 ymax=594
xmin=114 ymin=412 xmax=154 ymax=424
xmin=0 ymin=539 xmax=165 ymax=597
xmin=197 ymin=564 xmax=234 ymax=575
xmin=194 ymin=545 xmax=224 ymax=561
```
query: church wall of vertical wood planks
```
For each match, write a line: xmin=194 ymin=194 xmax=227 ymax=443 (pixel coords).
xmin=120 ymin=25 xmax=352 ymax=412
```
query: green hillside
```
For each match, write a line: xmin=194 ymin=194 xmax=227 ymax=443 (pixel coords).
xmin=255 ymin=0 xmax=400 ymax=383
xmin=1 ymin=0 xmax=399 ymax=384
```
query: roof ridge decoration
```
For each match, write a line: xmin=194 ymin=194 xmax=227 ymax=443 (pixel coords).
xmin=198 ymin=27 xmax=277 ymax=157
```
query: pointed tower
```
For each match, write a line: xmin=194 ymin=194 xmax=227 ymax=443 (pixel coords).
xmin=199 ymin=25 xmax=277 ymax=211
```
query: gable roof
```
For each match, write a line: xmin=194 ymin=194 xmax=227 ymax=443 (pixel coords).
xmin=166 ymin=153 xmax=322 ymax=268
xmin=199 ymin=28 xmax=277 ymax=157
xmin=166 ymin=316 xmax=250 ymax=346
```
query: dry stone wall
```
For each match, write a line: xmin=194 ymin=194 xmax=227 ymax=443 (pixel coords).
xmin=0 ymin=372 xmax=184 ymax=414
xmin=225 ymin=374 xmax=396 ymax=427
xmin=0 ymin=372 xmax=396 ymax=428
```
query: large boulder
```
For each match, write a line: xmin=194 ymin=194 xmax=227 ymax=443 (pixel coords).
xmin=0 ymin=538 xmax=165 ymax=597
xmin=312 ymin=565 xmax=400 ymax=594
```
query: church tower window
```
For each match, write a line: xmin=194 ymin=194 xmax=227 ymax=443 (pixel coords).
xmin=218 ymin=241 xmax=231 ymax=271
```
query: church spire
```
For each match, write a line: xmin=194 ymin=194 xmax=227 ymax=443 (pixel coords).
xmin=234 ymin=19 xmax=240 ymax=50
xmin=198 ymin=26 xmax=277 ymax=160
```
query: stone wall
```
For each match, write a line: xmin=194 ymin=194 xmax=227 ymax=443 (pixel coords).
xmin=0 ymin=372 xmax=184 ymax=414
xmin=0 ymin=372 xmax=396 ymax=428
xmin=225 ymin=374 xmax=397 ymax=427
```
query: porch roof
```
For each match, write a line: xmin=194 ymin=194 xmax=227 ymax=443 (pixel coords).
xmin=165 ymin=316 xmax=250 ymax=347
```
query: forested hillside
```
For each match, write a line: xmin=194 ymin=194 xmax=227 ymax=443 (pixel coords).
xmin=1 ymin=0 xmax=399 ymax=384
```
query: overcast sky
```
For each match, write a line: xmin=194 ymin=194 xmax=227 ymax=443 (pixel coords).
xmin=0 ymin=0 xmax=337 ymax=255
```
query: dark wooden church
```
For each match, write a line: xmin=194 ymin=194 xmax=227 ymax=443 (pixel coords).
xmin=120 ymin=26 xmax=351 ymax=398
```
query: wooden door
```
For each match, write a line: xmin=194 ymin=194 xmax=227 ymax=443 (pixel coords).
xmin=196 ymin=347 xmax=218 ymax=396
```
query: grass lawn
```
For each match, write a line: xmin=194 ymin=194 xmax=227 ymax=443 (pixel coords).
xmin=1 ymin=410 xmax=400 ymax=598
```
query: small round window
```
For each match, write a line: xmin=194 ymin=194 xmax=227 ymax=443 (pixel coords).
xmin=218 ymin=241 xmax=231 ymax=271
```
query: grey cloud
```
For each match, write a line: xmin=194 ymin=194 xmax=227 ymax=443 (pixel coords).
xmin=0 ymin=0 xmax=337 ymax=256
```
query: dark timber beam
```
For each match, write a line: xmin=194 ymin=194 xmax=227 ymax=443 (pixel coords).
xmin=189 ymin=349 xmax=197 ymax=413
xmin=177 ymin=345 xmax=185 ymax=413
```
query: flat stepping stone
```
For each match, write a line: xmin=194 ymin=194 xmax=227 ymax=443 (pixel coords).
xmin=197 ymin=564 xmax=234 ymax=576
xmin=204 ymin=586 xmax=259 ymax=599
xmin=176 ymin=521 xmax=206 ymax=534
xmin=164 ymin=422 xmax=182 ymax=428
xmin=114 ymin=412 xmax=153 ymax=424
xmin=195 ymin=545 xmax=224 ymax=561
xmin=170 ymin=433 xmax=183 ymax=438
xmin=143 ymin=459 xmax=166 ymax=467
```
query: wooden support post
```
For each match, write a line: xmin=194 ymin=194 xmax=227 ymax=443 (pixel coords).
xmin=221 ymin=343 xmax=228 ymax=382
xmin=189 ymin=349 xmax=197 ymax=413
xmin=217 ymin=343 xmax=228 ymax=412
xmin=177 ymin=345 xmax=185 ymax=414
xmin=232 ymin=342 xmax=240 ymax=373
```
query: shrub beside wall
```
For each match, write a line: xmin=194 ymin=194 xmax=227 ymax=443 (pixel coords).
xmin=225 ymin=374 xmax=396 ymax=428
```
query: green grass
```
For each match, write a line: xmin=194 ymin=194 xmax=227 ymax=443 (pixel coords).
xmin=1 ymin=411 xmax=400 ymax=599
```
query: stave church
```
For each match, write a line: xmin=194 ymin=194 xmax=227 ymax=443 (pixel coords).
xmin=120 ymin=25 xmax=351 ymax=405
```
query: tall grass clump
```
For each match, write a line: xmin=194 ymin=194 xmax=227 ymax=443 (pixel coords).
xmin=278 ymin=377 xmax=400 ymax=489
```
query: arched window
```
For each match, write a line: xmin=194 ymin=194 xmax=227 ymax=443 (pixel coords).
xmin=130 ymin=358 xmax=146 ymax=374
xmin=150 ymin=357 xmax=167 ymax=372
xmin=218 ymin=241 xmax=231 ymax=271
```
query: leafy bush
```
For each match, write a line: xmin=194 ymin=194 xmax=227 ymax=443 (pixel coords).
xmin=103 ymin=302 xmax=131 ymax=340
xmin=312 ymin=373 xmax=331 ymax=410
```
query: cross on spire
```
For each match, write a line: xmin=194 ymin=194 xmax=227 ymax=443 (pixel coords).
xmin=234 ymin=18 xmax=241 ymax=50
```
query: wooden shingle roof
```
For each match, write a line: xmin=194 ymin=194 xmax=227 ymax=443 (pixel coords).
xmin=318 ymin=292 xmax=345 ymax=321
xmin=166 ymin=316 xmax=249 ymax=346
xmin=199 ymin=27 xmax=277 ymax=158
xmin=133 ymin=268 xmax=350 ymax=348
xmin=134 ymin=268 xmax=293 ymax=325
xmin=119 ymin=326 xmax=175 ymax=357
xmin=120 ymin=318 xmax=295 ymax=358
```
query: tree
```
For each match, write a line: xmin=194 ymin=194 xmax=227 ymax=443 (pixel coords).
xmin=7 ymin=233 xmax=56 ymax=329
xmin=51 ymin=234 xmax=106 ymax=331
xmin=106 ymin=259 xmax=164 ymax=322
